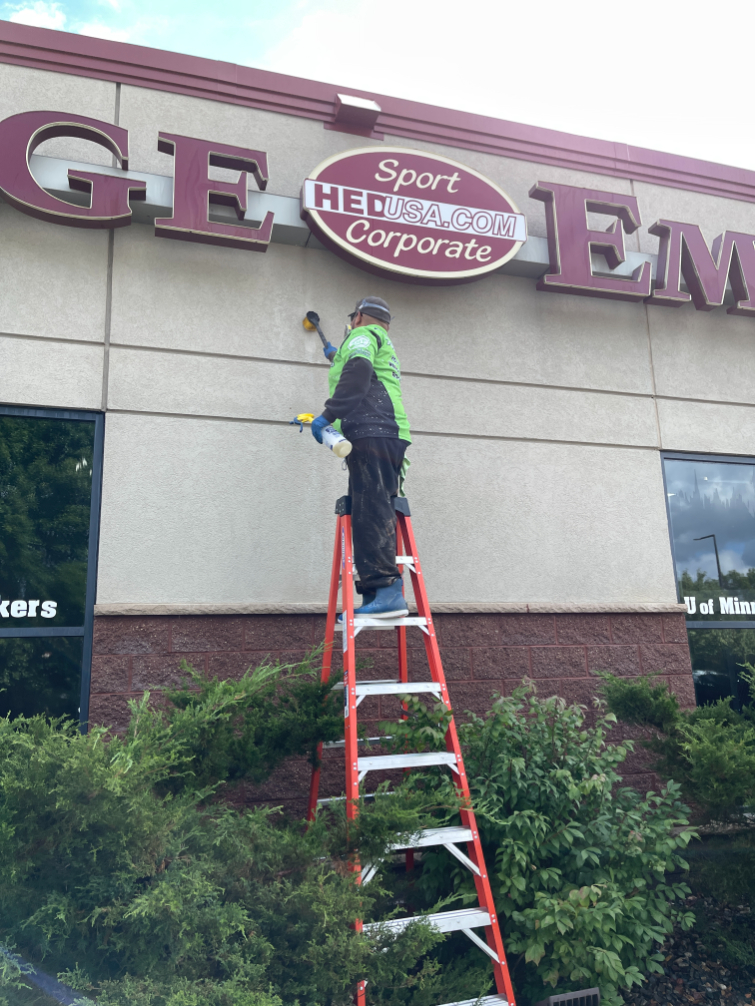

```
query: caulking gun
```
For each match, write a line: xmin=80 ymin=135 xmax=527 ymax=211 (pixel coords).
xmin=290 ymin=412 xmax=352 ymax=458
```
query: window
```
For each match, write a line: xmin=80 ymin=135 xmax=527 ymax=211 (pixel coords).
xmin=0 ymin=406 xmax=103 ymax=723
xmin=662 ymin=452 xmax=755 ymax=706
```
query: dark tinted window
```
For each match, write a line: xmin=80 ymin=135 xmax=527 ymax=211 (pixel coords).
xmin=688 ymin=627 xmax=755 ymax=707
xmin=0 ymin=411 xmax=100 ymax=721
xmin=0 ymin=637 xmax=83 ymax=719
xmin=0 ymin=414 xmax=94 ymax=628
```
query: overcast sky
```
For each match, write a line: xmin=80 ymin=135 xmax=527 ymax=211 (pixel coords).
xmin=2 ymin=0 xmax=751 ymax=172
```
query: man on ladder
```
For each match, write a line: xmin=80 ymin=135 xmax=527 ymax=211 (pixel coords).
xmin=310 ymin=296 xmax=411 ymax=619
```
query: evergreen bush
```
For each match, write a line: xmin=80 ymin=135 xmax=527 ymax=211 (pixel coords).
xmin=0 ymin=659 xmax=477 ymax=1006
xmin=601 ymin=670 xmax=755 ymax=821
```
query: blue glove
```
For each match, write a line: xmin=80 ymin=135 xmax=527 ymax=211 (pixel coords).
xmin=323 ymin=342 xmax=337 ymax=360
xmin=311 ymin=414 xmax=329 ymax=444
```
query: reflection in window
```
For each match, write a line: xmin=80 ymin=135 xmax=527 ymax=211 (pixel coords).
xmin=0 ymin=637 xmax=83 ymax=720
xmin=688 ymin=629 xmax=755 ymax=709
xmin=0 ymin=414 xmax=94 ymax=629
xmin=664 ymin=458 xmax=755 ymax=623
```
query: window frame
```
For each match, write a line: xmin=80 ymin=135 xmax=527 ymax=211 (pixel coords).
xmin=0 ymin=404 xmax=104 ymax=727
xmin=661 ymin=449 xmax=755 ymax=630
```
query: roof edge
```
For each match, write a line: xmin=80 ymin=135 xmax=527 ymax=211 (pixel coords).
xmin=1 ymin=21 xmax=755 ymax=205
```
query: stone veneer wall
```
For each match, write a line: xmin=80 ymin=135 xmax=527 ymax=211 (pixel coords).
xmin=91 ymin=612 xmax=694 ymax=815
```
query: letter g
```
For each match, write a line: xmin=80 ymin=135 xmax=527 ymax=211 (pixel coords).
xmin=0 ymin=110 xmax=146 ymax=227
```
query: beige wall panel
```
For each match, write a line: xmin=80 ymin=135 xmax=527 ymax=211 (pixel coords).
xmin=110 ymin=225 xmax=333 ymax=364
xmin=397 ymin=274 xmax=653 ymax=394
xmin=97 ymin=413 xmax=675 ymax=605
xmin=633 ymin=181 xmax=755 ymax=256
xmin=107 ymin=346 xmax=325 ymax=419
xmin=409 ymin=438 xmax=675 ymax=604
xmin=111 ymin=228 xmax=653 ymax=395
xmin=658 ymin=398 xmax=755 ymax=455
xmin=0 ymin=204 xmax=108 ymax=342
xmin=404 ymin=375 xmax=657 ymax=446
xmin=0 ymin=63 xmax=115 ymax=165
xmin=649 ymin=303 xmax=755 ymax=404
xmin=0 ymin=334 xmax=102 ymax=409
xmin=97 ymin=413 xmax=347 ymax=605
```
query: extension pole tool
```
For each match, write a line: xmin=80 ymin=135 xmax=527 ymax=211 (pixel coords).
xmin=307 ymin=496 xmax=516 ymax=1006
xmin=303 ymin=310 xmax=328 ymax=349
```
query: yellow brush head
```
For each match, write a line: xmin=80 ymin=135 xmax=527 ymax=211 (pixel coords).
xmin=295 ymin=413 xmax=315 ymax=425
xmin=303 ymin=317 xmax=316 ymax=331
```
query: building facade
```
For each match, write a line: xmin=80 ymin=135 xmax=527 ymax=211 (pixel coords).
xmin=2 ymin=22 xmax=755 ymax=801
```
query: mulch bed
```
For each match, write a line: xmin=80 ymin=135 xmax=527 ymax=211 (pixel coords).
xmin=624 ymin=896 xmax=754 ymax=1006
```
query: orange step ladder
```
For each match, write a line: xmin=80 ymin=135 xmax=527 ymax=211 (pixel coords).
xmin=307 ymin=495 xmax=517 ymax=1006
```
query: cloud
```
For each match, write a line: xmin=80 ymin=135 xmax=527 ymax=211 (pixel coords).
xmin=8 ymin=1 xmax=66 ymax=29
xmin=77 ymin=20 xmax=129 ymax=40
xmin=98 ymin=0 xmax=121 ymax=9
xmin=257 ymin=0 xmax=755 ymax=172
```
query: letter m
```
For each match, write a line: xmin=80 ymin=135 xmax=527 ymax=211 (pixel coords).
xmin=648 ymin=220 xmax=755 ymax=315
xmin=492 ymin=213 xmax=516 ymax=238
xmin=720 ymin=596 xmax=735 ymax=615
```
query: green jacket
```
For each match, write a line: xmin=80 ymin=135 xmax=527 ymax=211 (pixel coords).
xmin=322 ymin=324 xmax=411 ymax=443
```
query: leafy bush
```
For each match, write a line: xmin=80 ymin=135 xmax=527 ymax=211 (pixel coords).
xmin=386 ymin=686 xmax=695 ymax=1005
xmin=601 ymin=670 xmax=755 ymax=821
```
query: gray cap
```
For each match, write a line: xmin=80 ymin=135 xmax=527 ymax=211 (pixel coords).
xmin=351 ymin=296 xmax=391 ymax=325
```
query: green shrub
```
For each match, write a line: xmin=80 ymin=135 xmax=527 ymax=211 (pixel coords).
xmin=0 ymin=663 xmax=696 ymax=1006
xmin=0 ymin=658 xmax=483 ymax=1006
xmin=601 ymin=671 xmax=755 ymax=821
xmin=390 ymin=686 xmax=695 ymax=1005
xmin=159 ymin=654 xmax=344 ymax=791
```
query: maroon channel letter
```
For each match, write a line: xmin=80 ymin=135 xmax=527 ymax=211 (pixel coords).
xmin=647 ymin=220 xmax=755 ymax=316
xmin=529 ymin=181 xmax=651 ymax=301
xmin=155 ymin=133 xmax=274 ymax=250
xmin=0 ymin=111 xmax=145 ymax=227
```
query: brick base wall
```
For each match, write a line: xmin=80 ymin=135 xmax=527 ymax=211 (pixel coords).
xmin=91 ymin=611 xmax=694 ymax=815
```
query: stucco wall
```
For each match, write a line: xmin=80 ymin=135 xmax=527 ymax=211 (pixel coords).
xmin=1 ymin=63 xmax=753 ymax=609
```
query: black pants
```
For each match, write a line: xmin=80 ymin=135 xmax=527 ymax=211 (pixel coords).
xmin=346 ymin=436 xmax=409 ymax=593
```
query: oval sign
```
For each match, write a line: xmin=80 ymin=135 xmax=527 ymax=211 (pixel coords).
xmin=301 ymin=146 xmax=526 ymax=285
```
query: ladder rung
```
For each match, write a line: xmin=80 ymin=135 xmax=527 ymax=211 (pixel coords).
xmin=358 ymin=752 xmax=457 ymax=780
xmin=434 ymin=998 xmax=509 ymax=1006
xmin=388 ymin=825 xmax=481 ymax=875
xmin=316 ymin=791 xmax=394 ymax=804
xmin=322 ymin=735 xmax=389 ymax=750
xmin=388 ymin=826 xmax=474 ymax=850
xmin=364 ymin=907 xmax=490 ymax=935
xmin=333 ymin=679 xmax=442 ymax=698
xmin=335 ymin=616 xmax=427 ymax=631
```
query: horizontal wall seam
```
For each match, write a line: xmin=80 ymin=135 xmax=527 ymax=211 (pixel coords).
xmin=108 ymin=341 xmax=655 ymax=399
xmin=103 ymin=408 xmax=659 ymax=449
xmin=83 ymin=343 xmax=755 ymax=410
xmin=93 ymin=601 xmax=687 ymax=616
xmin=10 ymin=334 xmax=755 ymax=412
xmin=0 ymin=330 xmax=104 ymax=348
